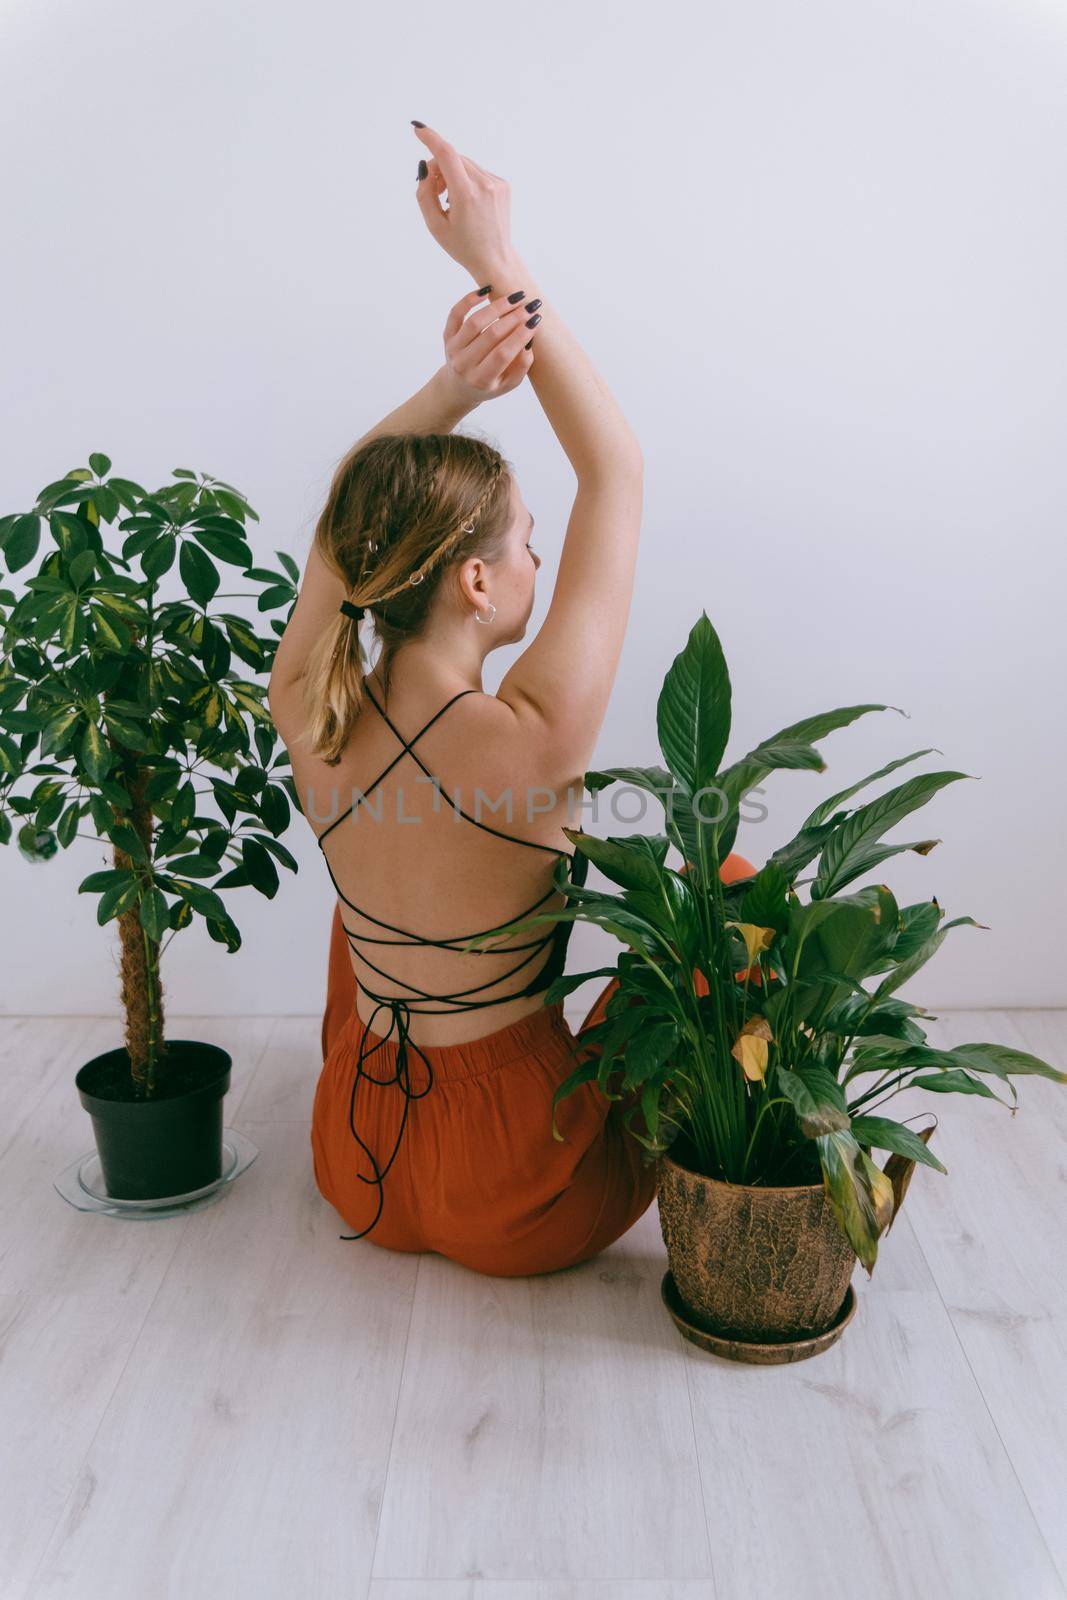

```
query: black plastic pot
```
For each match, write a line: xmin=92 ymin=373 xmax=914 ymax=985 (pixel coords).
xmin=75 ymin=1040 xmax=232 ymax=1201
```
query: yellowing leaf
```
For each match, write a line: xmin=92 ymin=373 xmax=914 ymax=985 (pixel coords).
xmin=726 ymin=921 xmax=776 ymax=965
xmin=732 ymin=1035 xmax=768 ymax=1082
xmin=730 ymin=1016 xmax=774 ymax=1083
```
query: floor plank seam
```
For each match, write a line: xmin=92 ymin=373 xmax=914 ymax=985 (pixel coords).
xmin=679 ymin=1329 xmax=721 ymax=1597
xmin=366 ymin=1253 xmax=422 ymax=1598
xmin=902 ymin=1208 xmax=1067 ymax=1596
xmin=21 ymin=1214 xmax=194 ymax=1600
xmin=225 ymin=1015 xmax=281 ymax=1122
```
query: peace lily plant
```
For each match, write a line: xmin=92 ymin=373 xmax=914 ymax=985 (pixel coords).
xmin=471 ymin=613 xmax=1065 ymax=1271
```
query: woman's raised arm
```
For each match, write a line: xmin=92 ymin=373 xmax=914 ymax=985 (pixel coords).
xmin=414 ymin=125 xmax=644 ymax=779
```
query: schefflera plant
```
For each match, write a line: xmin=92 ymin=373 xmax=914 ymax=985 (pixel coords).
xmin=467 ymin=612 xmax=1066 ymax=1270
xmin=0 ymin=455 xmax=302 ymax=1095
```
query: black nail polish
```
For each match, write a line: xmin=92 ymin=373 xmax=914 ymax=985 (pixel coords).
xmin=476 ymin=284 xmax=492 ymax=296
xmin=525 ymin=340 xmax=533 ymax=350
xmin=525 ymin=313 xmax=541 ymax=329
xmin=411 ymin=120 xmax=426 ymax=128
xmin=417 ymin=159 xmax=428 ymax=180
xmin=506 ymin=289 xmax=526 ymax=304
xmin=524 ymin=298 xmax=542 ymax=313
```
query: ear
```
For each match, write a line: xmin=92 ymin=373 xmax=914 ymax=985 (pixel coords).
xmin=454 ymin=554 xmax=490 ymax=612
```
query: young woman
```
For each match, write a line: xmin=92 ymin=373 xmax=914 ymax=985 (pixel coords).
xmin=268 ymin=123 xmax=753 ymax=1276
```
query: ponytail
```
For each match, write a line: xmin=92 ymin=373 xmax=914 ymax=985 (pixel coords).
xmin=300 ymin=604 xmax=367 ymax=766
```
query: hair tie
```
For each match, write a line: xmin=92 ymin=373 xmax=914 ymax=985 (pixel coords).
xmin=339 ymin=599 xmax=365 ymax=622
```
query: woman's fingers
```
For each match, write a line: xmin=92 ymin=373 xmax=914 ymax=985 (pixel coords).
xmin=414 ymin=155 xmax=448 ymax=231
xmin=443 ymin=286 xmax=495 ymax=343
xmin=453 ymin=290 xmax=526 ymax=353
xmin=468 ymin=307 xmax=542 ymax=383
xmin=411 ymin=124 xmax=471 ymax=204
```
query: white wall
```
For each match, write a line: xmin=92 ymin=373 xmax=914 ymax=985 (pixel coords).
xmin=2 ymin=0 xmax=1065 ymax=1020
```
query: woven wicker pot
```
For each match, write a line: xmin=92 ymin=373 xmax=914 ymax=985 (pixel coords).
xmin=656 ymin=1138 xmax=856 ymax=1343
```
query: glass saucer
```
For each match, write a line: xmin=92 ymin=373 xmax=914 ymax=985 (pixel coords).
xmin=53 ymin=1127 xmax=260 ymax=1219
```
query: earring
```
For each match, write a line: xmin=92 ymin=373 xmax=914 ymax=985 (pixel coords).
xmin=473 ymin=602 xmax=497 ymax=625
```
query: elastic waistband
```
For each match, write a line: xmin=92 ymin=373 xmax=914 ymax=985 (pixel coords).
xmin=349 ymin=996 xmax=574 ymax=1083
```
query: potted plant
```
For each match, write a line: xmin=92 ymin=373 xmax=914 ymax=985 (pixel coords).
xmin=468 ymin=614 xmax=1064 ymax=1358
xmin=0 ymin=455 xmax=301 ymax=1201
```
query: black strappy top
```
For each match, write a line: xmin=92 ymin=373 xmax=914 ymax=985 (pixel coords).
xmin=315 ymin=682 xmax=589 ymax=1241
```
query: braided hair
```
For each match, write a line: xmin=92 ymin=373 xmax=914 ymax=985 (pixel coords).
xmin=298 ymin=431 xmax=514 ymax=764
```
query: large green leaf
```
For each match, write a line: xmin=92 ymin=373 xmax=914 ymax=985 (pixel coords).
xmin=948 ymin=1041 xmax=1067 ymax=1085
xmin=874 ymin=913 xmax=984 ymax=999
xmin=802 ymin=749 xmax=939 ymax=831
xmin=656 ymin=613 xmax=731 ymax=794
xmin=180 ymin=539 xmax=221 ymax=606
xmin=622 ymin=1018 xmax=681 ymax=1087
xmin=567 ymin=831 xmax=669 ymax=893
xmin=777 ymin=1065 xmax=850 ymax=1136
xmin=716 ymin=705 xmax=897 ymax=830
xmin=849 ymin=1115 xmax=946 ymax=1172
xmin=805 ymin=894 xmax=895 ymax=983
xmin=812 ymin=771 xmax=971 ymax=900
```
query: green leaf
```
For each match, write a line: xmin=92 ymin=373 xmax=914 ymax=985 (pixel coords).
xmin=68 ymin=550 xmax=96 ymax=587
xmin=812 ymin=771 xmax=971 ymax=900
xmin=849 ymin=1115 xmax=947 ymax=1172
xmin=621 ymin=1018 xmax=680 ymax=1087
xmin=111 ymin=821 xmax=149 ymax=864
xmin=4 ymin=515 xmax=42 ymax=572
xmin=549 ymin=1053 xmax=603 ymax=1139
xmin=258 ymin=783 xmax=290 ymax=834
xmin=138 ymin=886 xmax=169 ymax=941
xmin=717 ymin=705 xmax=897 ymax=828
xmin=745 ymin=739 xmax=825 ymax=773
xmin=205 ymin=914 xmax=242 ymax=952
xmin=141 ymin=534 xmax=176 ymax=580
xmin=568 ymin=831 xmax=670 ymax=893
xmin=256 ymin=583 xmax=294 ymax=612
xmin=88 ymin=452 xmax=112 ymax=477
xmin=97 ymin=875 xmax=141 ymax=922
xmin=656 ymin=613 xmax=732 ymax=794
xmin=161 ymin=852 xmax=220 ymax=878
xmin=874 ymin=913 xmax=984 ymax=1000
xmin=80 ymin=720 xmax=112 ymax=784
xmin=172 ymin=880 xmax=227 ymax=920
xmin=79 ymin=868 xmax=134 ymax=894
xmin=56 ymin=801 xmax=80 ymax=847
xmin=189 ymin=527 xmax=252 ymax=567
xmin=242 ymin=831 xmax=298 ymax=873
xmin=911 ymin=1069 xmax=1001 ymax=1099
xmin=0 ymin=732 xmax=23 ymax=776
xmin=180 ymin=538 xmax=221 ymax=606
xmin=802 ymin=749 xmax=939 ymax=831
xmin=950 ymin=1041 xmax=1067 ymax=1085
xmin=735 ymin=860 xmax=791 ymax=934
xmin=777 ymin=1065 xmax=851 ymax=1136
xmin=241 ymin=836 xmax=280 ymax=897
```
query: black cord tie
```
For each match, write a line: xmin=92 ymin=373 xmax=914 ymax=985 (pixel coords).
xmin=338 ymin=995 xmax=435 ymax=1241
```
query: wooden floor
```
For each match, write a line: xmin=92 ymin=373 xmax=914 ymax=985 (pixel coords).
xmin=1 ymin=1007 xmax=1064 ymax=1600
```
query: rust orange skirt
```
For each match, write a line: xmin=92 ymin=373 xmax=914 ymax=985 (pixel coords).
xmin=311 ymin=852 xmax=755 ymax=1277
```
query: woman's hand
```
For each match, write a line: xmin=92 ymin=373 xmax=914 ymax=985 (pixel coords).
xmin=412 ymin=123 xmax=515 ymax=279
xmin=439 ymin=286 xmax=542 ymax=408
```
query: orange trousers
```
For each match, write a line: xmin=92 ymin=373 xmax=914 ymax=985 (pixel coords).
xmin=311 ymin=852 xmax=756 ymax=1277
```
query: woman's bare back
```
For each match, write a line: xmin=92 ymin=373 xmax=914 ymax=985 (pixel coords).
xmin=292 ymin=677 xmax=585 ymax=1048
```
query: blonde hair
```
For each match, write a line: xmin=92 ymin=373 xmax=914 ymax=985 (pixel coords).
xmin=300 ymin=431 xmax=512 ymax=764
